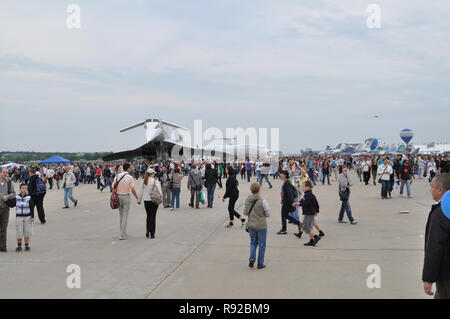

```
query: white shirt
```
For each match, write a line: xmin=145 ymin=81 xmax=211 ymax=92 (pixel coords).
xmin=377 ymin=164 xmax=393 ymax=181
xmin=138 ymin=177 xmax=162 ymax=203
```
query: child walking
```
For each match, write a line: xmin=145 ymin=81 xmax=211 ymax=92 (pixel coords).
xmin=15 ymin=184 xmax=34 ymax=252
xmin=294 ymin=181 xmax=323 ymax=246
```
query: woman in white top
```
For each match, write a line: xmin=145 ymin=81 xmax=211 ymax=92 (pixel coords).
xmin=138 ymin=168 xmax=162 ymax=239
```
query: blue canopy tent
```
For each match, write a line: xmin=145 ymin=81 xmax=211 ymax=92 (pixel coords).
xmin=40 ymin=155 xmax=71 ymax=165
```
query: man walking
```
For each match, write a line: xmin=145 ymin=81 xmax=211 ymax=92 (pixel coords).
xmin=422 ymin=173 xmax=450 ymax=299
xmin=187 ymin=163 xmax=202 ymax=209
xmin=159 ymin=166 xmax=171 ymax=208
xmin=28 ymin=168 xmax=46 ymax=224
xmin=277 ymin=170 xmax=302 ymax=235
xmin=112 ymin=163 xmax=138 ymax=240
xmin=62 ymin=166 xmax=78 ymax=209
xmin=0 ymin=168 xmax=16 ymax=252
xmin=399 ymin=159 xmax=413 ymax=198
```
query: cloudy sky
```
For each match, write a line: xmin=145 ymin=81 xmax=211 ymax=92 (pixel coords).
xmin=1 ymin=0 xmax=449 ymax=154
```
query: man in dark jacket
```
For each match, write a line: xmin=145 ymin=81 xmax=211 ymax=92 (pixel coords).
xmin=422 ymin=173 xmax=450 ymax=298
xmin=277 ymin=170 xmax=302 ymax=235
xmin=27 ymin=168 xmax=46 ymax=224
xmin=204 ymin=164 xmax=218 ymax=208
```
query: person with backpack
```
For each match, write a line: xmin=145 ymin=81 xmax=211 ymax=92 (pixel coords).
xmin=62 ymin=166 xmax=78 ymax=209
xmin=137 ymin=168 xmax=162 ymax=239
xmin=0 ymin=167 xmax=16 ymax=252
xmin=27 ymin=168 xmax=46 ymax=224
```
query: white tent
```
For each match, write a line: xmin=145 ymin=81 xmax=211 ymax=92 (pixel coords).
xmin=1 ymin=163 xmax=26 ymax=169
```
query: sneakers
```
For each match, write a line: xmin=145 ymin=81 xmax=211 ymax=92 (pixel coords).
xmin=170 ymin=207 xmax=174 ymax=211
xmin=241 ymin=219 xmax=246 ymax=227
xmin=16 ymin=246 xmax=22 ymax=252
xmin=294 ymin=232 xmax=303 ymax=239
xmin=25 ymin=246 xmax=30 ymax=252
xmin=188 ymin=203 xmax=194 ymax=208
xmin=350 ymin=220 xmax=358 ymax=225
xmin=319 ymin=230 xmax=325 ymax=237
xmin=249 ymin=259 xmax=255 ymax=268
xmin=119 ymin=236 xmax=128 ymax=240
xmin=276 ymin=230 xmax=287 ymax=235
xmin=304 ymin=239 xmax=315 ymax=246
xmin=304 ymin=235 xmax=321 ymax=246
xmin=74 ymin=201 xmax=78 ymax=207
xmin=226 ymin=223 xmax=235 ymax=228
xmin=313 ymin=235 xmax=321 ymax=245
xmin=338 ymin=220 xmax=347 ymax=223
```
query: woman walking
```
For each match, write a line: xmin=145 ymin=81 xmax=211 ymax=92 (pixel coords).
xmin=169 ymin=167 xmax=184 ymax=211
xmin=222 ymin=166 xmax=246 ymax=228
xmin=138 ymin=168 xmax=162 ymax=239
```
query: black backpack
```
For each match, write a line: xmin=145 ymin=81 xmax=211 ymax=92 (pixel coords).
xmin=36 ymin=177 xmax=47 ymax=195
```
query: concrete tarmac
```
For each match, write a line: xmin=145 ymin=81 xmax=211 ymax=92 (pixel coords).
xmin=0 ymin=172 xmax=433 ymax=298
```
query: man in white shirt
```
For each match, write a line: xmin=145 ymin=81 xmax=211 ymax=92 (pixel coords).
xmin=377 ymin=158 xmax=393 ymax=199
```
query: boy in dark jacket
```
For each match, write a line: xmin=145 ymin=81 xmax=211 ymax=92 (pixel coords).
xmin=295 ymin=181 xmax=322 ymax=246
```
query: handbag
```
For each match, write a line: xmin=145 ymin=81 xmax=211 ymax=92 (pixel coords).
xmin=110 ymin=173 xmax=127 ymax=210
xmin=245 ymin=199 xmax=259 ymax=232
xmin=150 ymin=180 xmax=163 ymax=206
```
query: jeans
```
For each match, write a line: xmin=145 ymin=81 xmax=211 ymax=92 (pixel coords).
xmin=322 ymin=173 xmax=330 ymax=185
xmin=74 ymin=173 xmax=79 ymax=186
xmin=288 ymin=196 xmax=300 ymax=222
xmin=400 ymin=179 xmax=411 ymax=197
xmin=259 ymin=174 xmax=272 ymax=187
xmin=96 ymin=175 xmax=104 ymax=189
xmin=256 ymin=170 xmax=261 ymax=183
xmin=101 ymin=176 xmax=112 ymax=192
xmin=308 ymin=169 xmax=316 ymax=185
xmin=338 ymin=199 xmax=354 ymax=222
xmin=281 ymin=204 xmax=300 ymax=231
xmin=206 ymin=183 xmax=216 ymax=207
xmin=249 ymin=227 xmax=267 ymax=268
xmin=247 ymin=170 xmax=252 ymax=182
xmin=381 ymin=180 xmax=390 ymax=198
xmin=64 ymin=187 xmax=78 ymax=208
xmin=171 ymin=187 xmax=180 ymax=208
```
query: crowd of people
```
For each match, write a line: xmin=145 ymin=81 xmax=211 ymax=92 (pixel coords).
xmin=1 ymin=153 xmax=450 ymax=297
